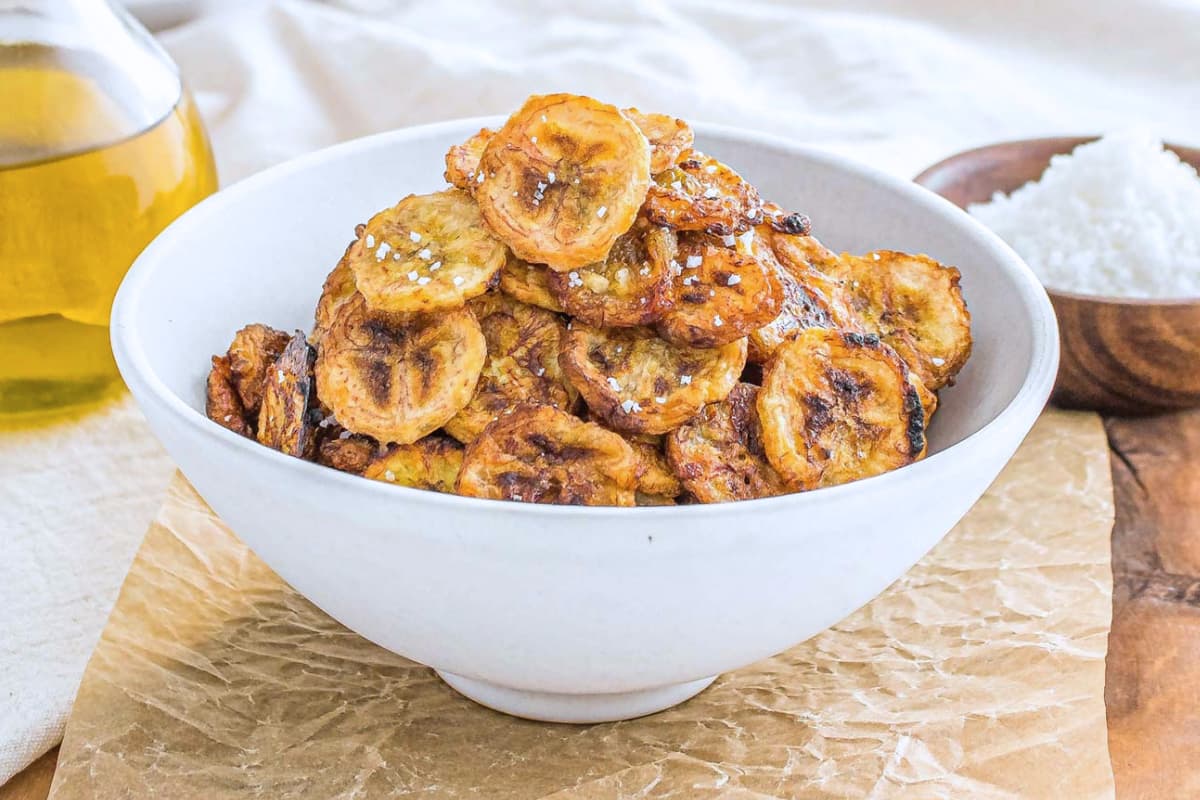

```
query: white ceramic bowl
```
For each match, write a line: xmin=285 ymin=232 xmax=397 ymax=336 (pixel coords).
xmin=112 ymin=119 xmax=1058 ymax=723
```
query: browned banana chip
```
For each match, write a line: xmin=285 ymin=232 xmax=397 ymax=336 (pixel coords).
xmin=837 ymin=251 xmax=971 ymax=391
xmin=456 ymin=404 xmax=640 ymax=505
xmin=642 ymin=149 xmax=762 ymax=236
xmin=257 ymin=332 xmax=318 ymax=459
xmin=317 ymin=430 xmax=377 ymax=474
xmin=498 ymin=253 xmax=563 ymax=312
xmin=628 ymin=433 xmax=682 ymax=498
xmin=666 ymin=382 xmax=788 ymax=503
xmin=227 ymin=323 xmax=290 ymax=414
xmin=315 ymin=293 xmax=486 ymax=444
xmin=546 ymin=222 xmax=676 ymax=327
xmin=312 ymin=231 xmax=362 ymax=347
xmin=757 ymin=329 xmax=926 ymax=491
xmin=765 ymin=228 xmax=866 ymax=331
xmin=206 ymin=355 xmax=252 ymax=437
xmin=363 ymin=435 xmax=463 ymax=492
xmin=623 ymin=108 xmax=694 ymax=173
xmin=745 ymin=234 xmax=843 ymax=362
xmin=656 ymin=232 xmax=782 ymax=348
xmin=444 ymin=293 xmax=575 ymax=444
xmin=475 ymin=93 xmax=652 ymax=270
xmin=443 ymin=127 xmax=494 ymax=190
xmin=349 ymin=189 xmax=507 ymax=314
xmin=559 ymin=324 xmax=746 ymax=435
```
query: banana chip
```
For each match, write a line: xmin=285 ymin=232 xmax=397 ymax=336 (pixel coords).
xmin=363 ymin=435 xmax=463 ymax=492
xmin=475 ymin=93 xmax=652 ymax=270
xmin=656 ymin=232 xmax=782 ymax=348
xmin=206 ymin=355 xmax=252 ymax=437
xmin=444 ymin=293 xmax=576 ymax=444
xmin=313 ymin=232 xmax=362 ymax=347
xmin=629 ymin=433 xmax=683 ymax=498
xmin=257 ymin=332 xmax=318 ymax=459
xmin=838 ymin=251 xmax=972 ymax=390
xmin=498 ymin=254 xmax=564 ymax=312
xmin=666 ymin=382 xmax=787 ymax=502
xmin=349 ymin=189 xmax=507 ymax=314
xmin=757 ymin=329 xmax=926 ymax=491
xmin=623 ymin=108 xmax=694 ymax=173
xmin=227 ymin=323 xmax=291 ymax=414
xmin=560 ymin=324 xmax=746 ymax=435
xmin=456 ymin=404 xmax=641 ymax=505
xmin=443 ymin=127 xmax=494 ymax=190
xmin=317 ymin=430 xmax=377 ymax=474
xmin=746 ymin=233 xmax=848 ymax=362
xmin=642 ymin=150 xmax=762 ymax=235
xmin=547 ymin=222 xmax=676 ymax=327
xmin=315 ymin=293 xmax=486 ymax=444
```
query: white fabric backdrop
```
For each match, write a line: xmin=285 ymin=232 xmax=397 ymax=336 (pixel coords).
xmin=3 ymin=0 xmax=1199 ymax=783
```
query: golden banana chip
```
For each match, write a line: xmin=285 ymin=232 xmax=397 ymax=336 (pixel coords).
xmin=642 ymin=149 xmax=762 ymax=235
xmin=666 ymin=382 xmax=787 ymax=502
xmin=256 ymin=332 xmax=318 ymax=459
xmin=559 ymin=323 xmax=746 ymax=435
xmin=656 ymin=231 xmax=782 ymax=348
xmin=547 ymin=222 xmax=677 ymax=327
xmin=443 ymin=127 xmax=494 ymax=190
xmin=349 ymin=189 xmax=507 ymax=314
xmin=363 ymin=435 xmax=463 ymax=493
xmin=312 ymin=232 xmax=361 ymax=347
xmin=227 ymin=323 xmax=291 ymax=414
xmin=206 ymin=355 xmax=252 ymax=437
xmin=623 ymin=108 xmax=694 ymax=173
xmin=456 ymin=404 xmax=641 ymax=505
xmin=315 ymin=293 xmax=486 ymax=444
xmin=475 ymin=93 xmax=652 ymax=270
xmin=498 ymin=253 xmax=563 ymax=312
xmin=757 ymin=329 xmax=926 ymax=491
xmin=837 ymin=251 xmax=971 ymax=391
xmin=443 ymin=292 xmax=576 ymax=444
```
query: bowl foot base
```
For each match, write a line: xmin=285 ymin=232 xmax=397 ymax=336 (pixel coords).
xmin=436 ymin=671 xmax=717 ymax=723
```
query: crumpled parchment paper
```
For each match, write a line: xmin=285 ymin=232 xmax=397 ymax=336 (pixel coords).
xmin=48 ymin=409 xmax=1115 ymax=799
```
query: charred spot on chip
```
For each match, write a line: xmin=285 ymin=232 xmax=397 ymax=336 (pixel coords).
xmin=768 ymin=212 xmax=812 ymax=236
xmin=842 ymin=331 xmax=881 ymax=348
xmin=903 ymin=384 xmax=927 ymax=456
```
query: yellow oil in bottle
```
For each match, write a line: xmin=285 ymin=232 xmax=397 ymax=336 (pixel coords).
xmin=0 ymin=44 xmax=217 ymax=422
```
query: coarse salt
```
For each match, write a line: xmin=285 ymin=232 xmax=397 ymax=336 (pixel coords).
xmin=606 ymin=376 xmax=622 ymax=391
xmin=968 ymin=130 xmax=1200 ymax=298
xmin=409 ymin=231 xmax=421 ymax=243
xmin=596 ymin=206 xmax=608 ymax=218
xmin=685 ymin=255 xmax=703 ymax=269
xmin=727 ymin=274 xmax=741 ymax=286
xmin=417 ymin=248 xmax=432 ymax=260
xmin=407 ymin=270 xmax=419 ymax=281
xmin=680 ymin=375 xmax=692 ymax=385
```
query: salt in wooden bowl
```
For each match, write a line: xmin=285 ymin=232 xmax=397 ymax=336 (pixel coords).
xmin=916 ymin=136 xmax=1200 ymax=416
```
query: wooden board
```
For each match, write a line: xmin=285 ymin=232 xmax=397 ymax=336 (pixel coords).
xmin=5 ymin=411 xmax=1198 ymax=800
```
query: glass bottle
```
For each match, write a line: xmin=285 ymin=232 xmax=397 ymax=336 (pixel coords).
xmin=0 ymin=0 xmax=217 ymax=421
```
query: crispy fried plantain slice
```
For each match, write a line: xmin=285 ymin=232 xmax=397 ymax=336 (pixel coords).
xmin=623 ymin=108 xmax=694 ymax=173
xmin=546 ymin=222 xmax=676 ymax=327
xmin=362 ymin=435 xmax=463 ymax=492
xmin=757 ymin=329 xmax=925 ymax=491
xmin=206 ymin=355 xmax=253 ymax=437
xmin=315 ymin=293 xmax=486 ymax=444
xmin=316 ymin=429 xmax=377 ymax=474
xmin=498 ymin=253 xmax=563 ymax=312
xmin=837 ymin=251 xmax=972 ymax=391
xmin=642 ymin=149 xmax=762 ymax=236
xmin=666 ymin=382 xmax=788 ymax=503
xmin=444 ymin=127 xmax=494 ymax=190
xmin=257 ymin=332 xmax=319 ymax=459
xmin=349 ymin=189 xmax=507 ymax=314
xmin=227 ymin=323 xmax=291 ymax=414
xmin=560 ymin=324 xmax=746 ymax=435
xmin=475 ymin=93 xmax=652 ymax=270
xmin=457 ymin=404 xmax=640 ymax=505
xmin=628 ymin=433 xmax=683 ymax=497
xmin=656 ymin=232 xmax=782 ymax=348
xmin=313 ymin=231 xmax=362 ymax=347
xmin=444 ymin=292 xmax=576 ymax=444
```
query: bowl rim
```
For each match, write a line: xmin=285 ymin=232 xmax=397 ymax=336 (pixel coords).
xmin=112 ymin=117 xmax=1060 ymax=519
xmin=914 ymin=134 xmax=1200 ymax=307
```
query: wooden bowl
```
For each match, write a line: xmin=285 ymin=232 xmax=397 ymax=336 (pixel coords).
xmin=915 ymin=137 xmax=1200 ymax=416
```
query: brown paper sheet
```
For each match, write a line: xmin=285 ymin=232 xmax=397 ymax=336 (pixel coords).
xmin=49 ymin=409 xmax=1115 ymax=799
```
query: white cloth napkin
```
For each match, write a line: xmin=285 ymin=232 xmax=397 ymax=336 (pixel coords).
xmin=4 ymin=0 xmax=1199 ymax=784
